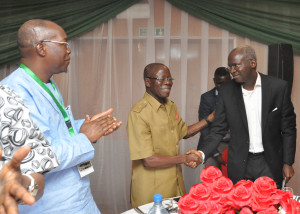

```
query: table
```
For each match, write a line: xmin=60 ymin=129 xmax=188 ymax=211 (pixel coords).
xmin=122 ymin=195 xmax=300 ymax=214
xmin=121 ymin=197 xmax=180 ymax=214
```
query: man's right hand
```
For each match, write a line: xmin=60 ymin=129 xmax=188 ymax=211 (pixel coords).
xmin=186 ymin=149 xmax=203 ymax=168
xmin=80 ymin=108 xmax=122 ymax=143
xmin=184 ymin=150 xmax=203 ymax=168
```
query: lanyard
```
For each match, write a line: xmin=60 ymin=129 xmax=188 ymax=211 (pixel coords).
xmin=20 ymin=63 xmax=75 ymax=136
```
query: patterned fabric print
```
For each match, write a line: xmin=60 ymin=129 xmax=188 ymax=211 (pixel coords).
xmin=0 ymin=84 xmax=59 ymax=174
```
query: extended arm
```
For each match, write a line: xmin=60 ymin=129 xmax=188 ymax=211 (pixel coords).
xmin=0 ymin=146 xmax=45 ymax=214
xmin=142 ymin=153 xmax=202 ymax=169
xmin=184 ymin=111 xmax=214 ymax=139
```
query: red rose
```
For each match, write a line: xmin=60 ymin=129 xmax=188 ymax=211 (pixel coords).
xmin=221 ymin=203 xmax=236 ymax=214
xmin=280 ymin=197 xmax=300 ymax=214
xmin=195 ymin=201 xmax=211 ymax=214
xmin=200 ymin=166 xmax=222 ymax=186
xmin=235 ymin=179 xmax=253 ymax=190
xmin=240 ymin=207 xmax=253 ymax=214
xmin=210 ymin=190 xmax=222 ymax=203
xmin=251 ymin=177 xmax=279 ymax=212
xmin=251 ymin=193 xmax=281 ymax=212
xmin=256 ymin=205 xmax=278 ymax=214
xmin=211 ymin=176 xmax=233 ymax=206
xmin=209 ymin=202 xmax=222 ymax=214
xmin=252 ymin=176 xmax=277 ymax=197
xmin=212 ymin=176 xmax=233 ymax=194
xmin=189 ymin=183 xmax=211 ymax=201
xmin=178 ymin=194 xmax=199 ymax=213
xmin=227 ymin=183 xmax=252 ymax=209
xmin=224 ymin=208 xmax=236 ymax=214
xmin=290 ymin=199 xmax=300 ymax=214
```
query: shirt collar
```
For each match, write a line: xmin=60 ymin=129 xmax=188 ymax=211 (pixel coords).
xmin=144 ymin=92 xmax=171 ymax=111
xmin=242 ymin=72 xmax=261 ymax=95
xmin=215 ymin=88 xmax=218 ymax=96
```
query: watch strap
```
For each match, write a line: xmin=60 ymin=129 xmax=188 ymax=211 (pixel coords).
xmin=24 ymin=174 xmax=38 ymax=197
xmin=204 ymin=116 xmax=211 ymax=125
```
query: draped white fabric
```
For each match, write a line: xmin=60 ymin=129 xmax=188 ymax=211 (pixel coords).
xmin=0 ymin=0 xmax=279 ymax=213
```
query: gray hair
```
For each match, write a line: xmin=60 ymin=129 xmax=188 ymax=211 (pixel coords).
xmin=230 ymin=45 xmax=257 ymax=61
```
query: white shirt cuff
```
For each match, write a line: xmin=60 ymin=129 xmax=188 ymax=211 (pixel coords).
xmin=197 ymin=150 xmax=205 ymax=164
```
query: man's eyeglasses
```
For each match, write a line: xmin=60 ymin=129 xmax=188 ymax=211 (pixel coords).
xmin=146 ymin=77 xmax=174 ymax=82
xmin=41 ymin=40 xmax=70 ymax=49
xmin=226 ymin=64 xmax=241 ymax=72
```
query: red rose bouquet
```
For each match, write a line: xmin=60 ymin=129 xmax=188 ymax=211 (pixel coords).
xmin=178 ymin=166 xmax=300 ymax=214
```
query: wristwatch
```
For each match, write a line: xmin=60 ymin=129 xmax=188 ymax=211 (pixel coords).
xmin=24 ymin=174 xmax=38 ymax=197
xmin=204 ymin=116 xmax=211 ymax=125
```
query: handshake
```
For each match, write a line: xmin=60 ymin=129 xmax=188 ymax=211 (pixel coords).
xmin=183 ymin=150 xmax=203 ymax=168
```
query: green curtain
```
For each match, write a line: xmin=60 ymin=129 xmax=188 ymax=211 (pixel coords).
xmin=2 ymin=0 xmax=300 ymax=65
xmin=167 ymin=0 xmax=300 ymax=54
xmin=0 ymin=0 xmax=139 ymax=65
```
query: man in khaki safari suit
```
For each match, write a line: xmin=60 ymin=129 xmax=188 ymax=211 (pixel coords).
xmin=127 ymin=63 xmax=214 ymax=207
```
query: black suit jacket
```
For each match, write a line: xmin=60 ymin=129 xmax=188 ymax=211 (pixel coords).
xmin=197 ymin=88 xmax=218 ymax=150
xmin=199 ymin=73 xmax=296 ymax=184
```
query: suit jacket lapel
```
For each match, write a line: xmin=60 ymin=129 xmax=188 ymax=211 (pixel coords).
xmin=261 ymin=73 xmax=271 ymax=134
xmin=234 ymin=82 xmax=248 ymax=131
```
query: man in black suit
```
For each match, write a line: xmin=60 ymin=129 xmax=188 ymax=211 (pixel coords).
xmin=195 ymin=45 xmax=296 ymax=188
xmin=197 ymin=67 xmax=231 ymax=168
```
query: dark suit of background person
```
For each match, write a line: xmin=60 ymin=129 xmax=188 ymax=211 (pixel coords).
xmin=197 ymin=67 xmax=231 ymax=169
xmin=198 ymin=46 xmax=296 ymax=188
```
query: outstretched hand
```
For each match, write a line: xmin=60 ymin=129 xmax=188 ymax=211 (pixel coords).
xmin=184 ymin=150 xmax=203 ymax=168
xmin=80 ymin=108 xmax=122 ymax=143
xmin=0 ymin=146 xmax=35 ymax=214
xmin=185 ymin=149 xmax=203 ymax=168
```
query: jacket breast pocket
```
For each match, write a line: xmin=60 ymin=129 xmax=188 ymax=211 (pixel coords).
xmin=267 ymin=107 xmax=281 ymax=128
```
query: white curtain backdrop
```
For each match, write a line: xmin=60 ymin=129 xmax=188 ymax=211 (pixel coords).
xmin=0 ymin=0 xmax=270 ymax=213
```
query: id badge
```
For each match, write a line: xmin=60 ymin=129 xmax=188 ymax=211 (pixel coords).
xmin=77 ymin=160 xmax=94 ymax=178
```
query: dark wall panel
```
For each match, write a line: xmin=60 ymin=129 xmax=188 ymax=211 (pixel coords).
xmin=268 ymin=44 xmax=294 ymax=95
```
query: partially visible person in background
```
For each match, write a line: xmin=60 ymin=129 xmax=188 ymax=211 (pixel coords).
xmin=127 ymin=63 xmax=214 ymax=208
xmin=0 ymin=83 xmax=61 ymax=214
xmin=197 ymin=67 xmax=231 ymax=169
xmin=0 ymin=146 xmax=42 ymax=214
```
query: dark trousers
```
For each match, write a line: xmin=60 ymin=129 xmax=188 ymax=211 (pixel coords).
xmin=243 ymin=153 xmax=281 ymax=189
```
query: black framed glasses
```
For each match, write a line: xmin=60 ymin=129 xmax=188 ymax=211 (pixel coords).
xmin=146 ymin=77 xmax=174 ymax=82
xmin=41 ymin=40 xmax=70 ymax=49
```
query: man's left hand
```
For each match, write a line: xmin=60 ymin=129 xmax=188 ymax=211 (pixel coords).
xmin=0 ymin=146 xmax=36 ymax=214
xmin=283 ymin=164 xmax=294 ymax=184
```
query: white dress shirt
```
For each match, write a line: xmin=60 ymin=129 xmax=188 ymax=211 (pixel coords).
xmin=242 ymin=72 xmax=264 ymax=153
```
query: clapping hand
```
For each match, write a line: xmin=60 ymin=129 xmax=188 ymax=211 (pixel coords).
xmin=80 ymin=108 xmax=122 ymax=142
xmin=0 ymin=146 xmax=35 ymax=214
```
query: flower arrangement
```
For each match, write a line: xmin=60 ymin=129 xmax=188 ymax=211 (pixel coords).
xmin=178 ymin=166 xmax=300 ymax=214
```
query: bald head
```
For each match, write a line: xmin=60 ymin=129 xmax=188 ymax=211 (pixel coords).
xmin=143 ymin=63 xmax=169 ymax=79
xmin=18 ymin=19 xmax=65 ymax=57
xmin=229 ymin=45 xmax=257 ymax=62
xmin=17 ymin=19 xmax=71 ymax=82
